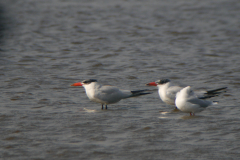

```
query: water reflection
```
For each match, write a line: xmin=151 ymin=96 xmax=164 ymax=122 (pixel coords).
xmin=180 ymin=115 xmax=201 ymax=120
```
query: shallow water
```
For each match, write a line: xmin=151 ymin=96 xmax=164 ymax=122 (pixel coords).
xmin=0 ymin=0 xmax=240 ymax=159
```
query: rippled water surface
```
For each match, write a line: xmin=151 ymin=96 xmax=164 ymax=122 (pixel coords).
xmin=0 ymin=0 xmax=240 ymax=159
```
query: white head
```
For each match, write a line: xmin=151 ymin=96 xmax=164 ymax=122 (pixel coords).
xmin=179 ymin=86 xmax=194 ymax=98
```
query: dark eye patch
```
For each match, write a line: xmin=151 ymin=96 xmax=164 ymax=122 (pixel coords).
xmin=82 ymin=79 xmax=98 ymax=84
xmin=156 ymin=79 xmax=170 ymax=84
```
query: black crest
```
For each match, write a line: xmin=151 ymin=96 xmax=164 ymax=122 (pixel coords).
xmin=156 ymin=79 xmax=170 ymax=85
xmin=82 ymin=79 xmax=98 ymax=84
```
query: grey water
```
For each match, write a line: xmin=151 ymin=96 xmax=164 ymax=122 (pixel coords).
xmin=0 ymin=0 xmax=240 ymax=159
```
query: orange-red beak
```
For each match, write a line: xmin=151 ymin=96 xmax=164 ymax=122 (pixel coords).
xmin=70 ymin=82 xmax=83 ymax=86
xmin=146 ymin=82 xmax=157 ymax=86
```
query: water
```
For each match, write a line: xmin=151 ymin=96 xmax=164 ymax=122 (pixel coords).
xmin=0 ymin=0 xmax=240 ymax=159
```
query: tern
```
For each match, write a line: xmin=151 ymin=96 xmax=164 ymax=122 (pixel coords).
xmin=146 ymin=79 xmax=227 ymax=107
xmin=175 ymin=86 xmax=218 ymax=115
xmin=71 ymin=79 xmax=151 ymax=109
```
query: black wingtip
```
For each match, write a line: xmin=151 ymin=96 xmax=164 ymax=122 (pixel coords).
xmin=206 ymin=87 xmax=227 ymax=94
xmin=137 ymin=92 xmax=152 ymax=96
xmin=130 ymin=89 xmax=152 ymax=97
xmin=200 ymin=87 xmax=227 ymax=99
xmin=199 ymin=95 xmax=216 ymax=99
xmin=131 ymin=89 xmax=150 ymax=94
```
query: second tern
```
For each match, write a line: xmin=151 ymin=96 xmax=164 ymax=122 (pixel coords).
xmin=175 ymin=86 xmax=219 ymax=116
xmin=146 ymin=79 xmax=227 ymax=107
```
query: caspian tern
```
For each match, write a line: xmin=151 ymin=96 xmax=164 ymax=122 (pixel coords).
xmin=175 ymin=86 xmax=218 ymax=116
xmin=146 ymin=79 xmax=227 ymax=107
xmin=71 ymin=79 xmax=151 ymax=109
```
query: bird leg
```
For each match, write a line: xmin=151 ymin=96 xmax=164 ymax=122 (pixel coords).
xmin=101 ymin=104 xmax=107 ymax=110
xmin=190 ymin=112 xmax=195 ymax=116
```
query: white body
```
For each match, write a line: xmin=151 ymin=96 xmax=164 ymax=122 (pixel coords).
xmin=175 ymin=86 xmax=215 ymax=114
xmin=83 ymin=82 xmax=135 ymax=105
xmin=157 ymin=82 xmax=216 ymax=106
xmin=157 ymin=82 xmax=182 ymax=105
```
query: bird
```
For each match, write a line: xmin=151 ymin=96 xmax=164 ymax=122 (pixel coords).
xmin=71 ymin=79 xmax=152 ymax=109
xmin=146 ymin=79 xmax=227 ymax=107
xmin=175 ymin=86 xmax=218 ymax=116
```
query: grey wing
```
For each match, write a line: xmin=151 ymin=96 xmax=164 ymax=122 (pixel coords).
xmin=187 ymin=97 xmax=212 ymax=108
xmin=100 ymin=86 xmax=122 ymax=96
xmin=97 ymin=86 xmax=130 ymax=101
xmin=166 ymin=86 xmax=182 ymax=100
xmin=194 ymin=90 xmax=206 ymax=97
xmin=100 ymin=86 xmax=121 ymax=94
